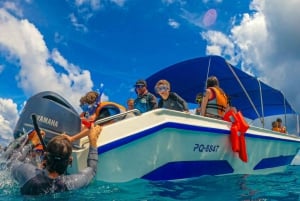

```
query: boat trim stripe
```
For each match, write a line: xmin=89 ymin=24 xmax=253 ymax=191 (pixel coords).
xmin=141 ymin=160 xmax=234 ymax=181
xmin=98 ymin=122 xmax=297 ymax=154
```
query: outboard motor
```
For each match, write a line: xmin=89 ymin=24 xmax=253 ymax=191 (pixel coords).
xmin=13 ymin=91 xmax=81 ymax=145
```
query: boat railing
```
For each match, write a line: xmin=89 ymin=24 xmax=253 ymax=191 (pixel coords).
xmin=71 ymin=109 xmax=142 ymax=149
xmin=94 ymin=109 xmax=141 ymax=125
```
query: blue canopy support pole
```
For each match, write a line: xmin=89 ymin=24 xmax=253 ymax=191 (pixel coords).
xmin=225 ymin=62 xmax=263 ymax=124
xmin=204 ymin=56 xmax=212 ymax=90
xmin=281 ymin=90 xmax=287 ymax=131
xmin=257 ymin=79 xmax=265 ymax=128
xmin=297 ymin=114 xmax=299 ymax=136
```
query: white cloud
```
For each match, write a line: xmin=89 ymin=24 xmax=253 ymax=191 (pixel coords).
xmin=70 ymin=0 xmax=128 ymax=32
xmin=54 ymin=32 xmax=64 ymax=44
xmin=0 ymin=8 xmax=96 ymax=142
xmin=202 ymin=0 xmax=222 ymax=3
xmin=110 ymin=0 xmax=126 ymax=7
xmin=162 ymin=0 xmax=175 ymax=4
xmin=0 ymin=98 xmax=18 ymax=144
xmin=162 ymin=0 xmax=186 ymax=6
xmin=69 ymin=13 xmax=88 ymax=32
xmin=199 ymin=0 xmax=300 ymax=114
xmin=75 ymin=0 xmax=101 ymax=10
xmin=232 ymin=0 xmax=300 ymax=113
xmin=71 ymin=0 xmax=100 ymax=32
xmin=74 ymin=0 xmax=127 ymax=11
xmin=230 ymin=12 xmax=268 ymax=73
xmin=2 ymin=1 xmax=23 ymax=17
xmin=201 ymin=31 xmax=237 ymax=64
xmin=168 ymin=18 xmax=180 ymax=29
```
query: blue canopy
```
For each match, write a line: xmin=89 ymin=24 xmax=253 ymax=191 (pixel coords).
xmin=146 ymin=55 xmax=296 ymax=120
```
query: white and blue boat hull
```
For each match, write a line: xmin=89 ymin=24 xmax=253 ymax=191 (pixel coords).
xmin=70 ymin=109 xmax=300 ymax=182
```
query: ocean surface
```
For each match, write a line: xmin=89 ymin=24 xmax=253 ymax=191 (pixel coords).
xmin=1 ymin=165 xmax=300 ymax=201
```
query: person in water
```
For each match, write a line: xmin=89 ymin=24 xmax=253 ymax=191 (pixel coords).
xmin=155 ymin=79 xmax=189 ymax=112
xmin=134 ymin=79 xmax=157 ymax=113
xmin=1 ymin=129 xmax=46 ymax=169
xmin=9 ymin=123 xmax=102 ymax=195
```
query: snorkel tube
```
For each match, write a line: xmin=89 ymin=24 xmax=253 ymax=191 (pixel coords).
xmin=96 ymin=83 xmax=104 ymax=105
xmin=31 ymin=114 xmax=47 ymax=151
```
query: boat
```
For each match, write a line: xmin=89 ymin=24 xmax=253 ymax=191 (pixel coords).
xmin=12 ymin=55 xmax=300 ymax=182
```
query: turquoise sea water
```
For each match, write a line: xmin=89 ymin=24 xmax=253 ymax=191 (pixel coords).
xmin=1 ymin=165 xmax=300 ymax=201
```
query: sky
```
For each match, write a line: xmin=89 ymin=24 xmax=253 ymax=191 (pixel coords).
xmin=1 ymin=0 xmax=300 ymax=145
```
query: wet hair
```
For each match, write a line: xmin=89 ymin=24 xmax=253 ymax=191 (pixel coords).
xmin=85 ymin=91 xmax=99 ymax=104
xmin=155 ymin=79 xmax=170 ymax=91
xmin=79 ymin=96 xmax=87 ymax=106
xmin=206 ymin=76 xmax=219 ymax=88
xmin=79 ymin=91 xmax=99 ymax=106
xmin=45 ymin=135 xmax=72 ymax=175
xmin=206 ymin=76 xmax=228 ymax=105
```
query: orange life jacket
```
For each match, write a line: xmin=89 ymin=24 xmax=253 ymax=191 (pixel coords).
xmin=206 ymin=87 xmax=228 ymax=117
xmin=279 ymin=126 xmax=286 ymax=133
xmin=272 ymin=127 xmax=281 ymax=132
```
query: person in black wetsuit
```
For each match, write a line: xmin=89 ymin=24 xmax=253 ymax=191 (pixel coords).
xmin=9 ymin=123 xmax=102 ymax=195
xmin=155 ymin=79 xmax=189 ymax=112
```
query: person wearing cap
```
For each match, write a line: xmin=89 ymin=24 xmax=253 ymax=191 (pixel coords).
xmin=134 ymin=79 xmax=157 ymax=113
xmin=9 ymin=123 xmax=102 ymax=195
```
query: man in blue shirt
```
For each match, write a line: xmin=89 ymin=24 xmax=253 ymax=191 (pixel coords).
xmin=134 ymin=79 xmax=157 ymax=113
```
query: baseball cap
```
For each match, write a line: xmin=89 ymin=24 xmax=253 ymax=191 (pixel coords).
xmin=135 ymin=79 xmax=147 ymax=87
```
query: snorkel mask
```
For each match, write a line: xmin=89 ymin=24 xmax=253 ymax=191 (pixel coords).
xmin=81 ymin=84 xmax=104 ymax=118
xmin=81 ymin=103 xmax=98 ymax=118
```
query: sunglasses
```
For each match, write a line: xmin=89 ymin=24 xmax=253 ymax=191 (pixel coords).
xmin=135 ymin=85 xmax=145 ymax=89
xmin=156 ymin=85 xmax=169 ymax=92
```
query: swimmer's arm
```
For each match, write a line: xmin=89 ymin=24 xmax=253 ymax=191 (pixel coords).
xmin=65 ymin=147 xmax=98 ymax=190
